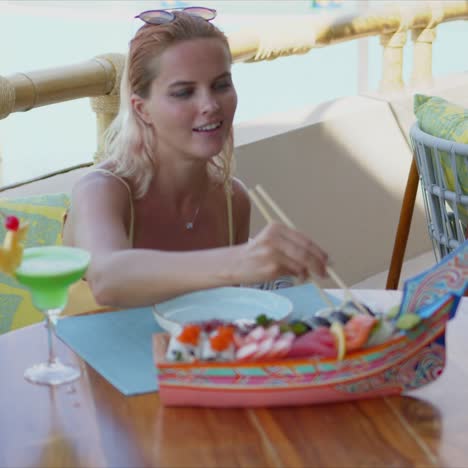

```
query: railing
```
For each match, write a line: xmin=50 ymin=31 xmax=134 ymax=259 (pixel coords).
xmin=0 ymin=1 xmax=467 ymax=166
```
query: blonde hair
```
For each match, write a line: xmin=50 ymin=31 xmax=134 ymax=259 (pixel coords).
xmin=104 ymin=13 xmax=235 ymax=199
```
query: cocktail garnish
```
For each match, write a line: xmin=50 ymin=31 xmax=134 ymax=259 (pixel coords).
xmin=5 ymin=215 xmax=20 ymax=231
xmin=0 ymin=214 xmax=29 ymax=275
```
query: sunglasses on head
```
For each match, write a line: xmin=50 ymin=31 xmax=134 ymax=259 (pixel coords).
xmin=135 ymin=6 xmax=217 ymax=25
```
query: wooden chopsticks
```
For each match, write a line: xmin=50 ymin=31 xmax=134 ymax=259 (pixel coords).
xmin=249 ymin=184 xmax=370 ymax=315
xmin=248 ymin=186 xmax=335 ymax=308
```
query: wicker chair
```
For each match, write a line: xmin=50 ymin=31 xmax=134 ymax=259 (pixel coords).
xmin=386 ymin=123 xmax=468 ymax=288
xmin=411 ymin=123 xmax=468 ymax=261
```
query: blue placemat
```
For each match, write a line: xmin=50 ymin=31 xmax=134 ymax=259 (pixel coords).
xmin=56 ymin=284 xmax=339 ymax=396
xmin=56 ymin=307 xmax=162 ymax=395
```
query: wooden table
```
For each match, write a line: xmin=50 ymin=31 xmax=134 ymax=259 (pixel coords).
xmin=1 ymin=289 xmax=467 ymax=468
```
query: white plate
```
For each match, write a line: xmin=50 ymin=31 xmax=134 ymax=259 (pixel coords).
xmin=153 ymin=287 xmax=293 ymax=335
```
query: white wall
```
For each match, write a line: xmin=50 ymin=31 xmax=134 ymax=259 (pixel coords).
xmin=234 ymin=94 xmax=432 ymax=287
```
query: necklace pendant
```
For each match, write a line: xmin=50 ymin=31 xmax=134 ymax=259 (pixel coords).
xmin=185 ymin=222 xmax=194 ymax=230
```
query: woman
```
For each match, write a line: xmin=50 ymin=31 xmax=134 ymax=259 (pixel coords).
xmin=63 ymin=7 xmax=328 ymax=309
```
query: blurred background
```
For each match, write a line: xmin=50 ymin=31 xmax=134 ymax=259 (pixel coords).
xmin=1 ymin=0 xmax=467 ymax=185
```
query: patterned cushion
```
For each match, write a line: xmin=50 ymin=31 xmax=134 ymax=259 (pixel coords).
xmin=0 ymin=193 xmax=70 ymax=334
xmin=414 ymin=94 xmax=468 ymax=227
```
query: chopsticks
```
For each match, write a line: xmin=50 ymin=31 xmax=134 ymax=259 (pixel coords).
xmin=248 ymin=187 xmax=335 ymax=308
xmin=249 ymin=184 xmax=370 ymax=316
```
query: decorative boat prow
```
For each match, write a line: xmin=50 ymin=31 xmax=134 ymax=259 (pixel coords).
xmin=153 ymin=241 xmax=468 ymax=407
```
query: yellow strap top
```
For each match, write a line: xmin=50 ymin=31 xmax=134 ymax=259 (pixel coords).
xmin=94 ymin=168 xmax=135 ymax=244
xmin=225 ymin=181 xmax=234 ymax=247
xmin=63 ymin=174 xmax=234 ymax=316
xmin=63 ymin=169 xmax=134 ymax=316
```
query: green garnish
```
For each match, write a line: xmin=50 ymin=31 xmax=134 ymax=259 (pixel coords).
xmin=290 ymin=321 xmax=309 ymax=336
xmin=256 ymin=314 xmax=273 ymax=327
xmin=386 ymin=305 xmax=400 ymax=319
xmin=396 ymin=313 xmax=422 ymax=330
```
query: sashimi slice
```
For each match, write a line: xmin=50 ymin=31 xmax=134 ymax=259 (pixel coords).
xmin=268 ymin=332 xmax=295 ymax=358
xmin=286 ymin=327 xmax=336 ymax=358
xmin=244 ymin=326 xmax=266 ymax=344
xmin=345 ymin=315 xmax=377 ymax=351
xmin=253 ymin=337 xmax=275 ymax=359
xmin=236 ymin=342 xmax=259 ymax=361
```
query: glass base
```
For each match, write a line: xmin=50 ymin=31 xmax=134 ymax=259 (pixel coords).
xmin=24 ymin=359 xmax=80 ymax=386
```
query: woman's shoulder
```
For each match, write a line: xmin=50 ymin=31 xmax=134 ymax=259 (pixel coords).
xmin=72 ymin=165 xmax=131 ymax=201
xmin=68 ymin=167 xmax=134 ymax=228
xmin=64 ymin=165 xmax=133 ymax=244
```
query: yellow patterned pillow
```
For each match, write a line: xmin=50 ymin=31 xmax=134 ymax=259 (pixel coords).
xmin=0 ymin=193 xmax=70 ymax=334
xmin=414 ymin=94 xmax=468 ymax=227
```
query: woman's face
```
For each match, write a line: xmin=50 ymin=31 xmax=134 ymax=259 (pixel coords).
xmin=134 ymin=37 xmax=237 ymax=163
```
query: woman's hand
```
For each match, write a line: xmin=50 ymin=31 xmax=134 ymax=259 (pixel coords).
xmin=232 ymin=222 xmax=328 ymax=285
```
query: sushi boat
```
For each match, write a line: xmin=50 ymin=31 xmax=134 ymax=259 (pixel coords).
xmin=152 ymin=241 xmax=467 ymax=407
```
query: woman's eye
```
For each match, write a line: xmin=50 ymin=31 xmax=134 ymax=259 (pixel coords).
xmin=171 ymin=89 xmax=193 ymax=98
xmin=214 ymin=80 xmax=232 ymax=91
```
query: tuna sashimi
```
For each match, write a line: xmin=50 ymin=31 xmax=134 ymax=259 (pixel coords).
xmin=286 ymin=326 xmax=337 ymax=358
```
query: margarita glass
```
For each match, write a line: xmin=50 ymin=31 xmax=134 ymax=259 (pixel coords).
xmin=16 ymin=245 xmax=90 ymax=386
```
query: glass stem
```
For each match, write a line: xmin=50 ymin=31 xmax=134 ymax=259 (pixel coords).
xmin=46 ymin=313 xmax=57 ymax=365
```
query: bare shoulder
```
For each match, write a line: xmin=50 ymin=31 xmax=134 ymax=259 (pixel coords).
xmin=72 ymin=170 xmax=130 ymax=200
xmin=63 ymin=170 xmax=132 ymax=246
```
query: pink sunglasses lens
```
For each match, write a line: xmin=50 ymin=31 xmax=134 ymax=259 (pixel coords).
xmin=138 ymin=10 xmax=173 ymax=25
xmin=183 ymin=7 xmax=216 ymax=21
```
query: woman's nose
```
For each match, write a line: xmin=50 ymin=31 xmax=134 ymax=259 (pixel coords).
xmin=201 ymin=93 xmax=220 ymax=114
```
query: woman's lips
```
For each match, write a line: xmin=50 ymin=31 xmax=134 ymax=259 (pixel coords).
xmin=193 ymin=121 xmax=223 ymax=132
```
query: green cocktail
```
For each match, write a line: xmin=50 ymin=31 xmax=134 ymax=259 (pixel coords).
xmin=17 ymin=246 xmax=91 ymax=386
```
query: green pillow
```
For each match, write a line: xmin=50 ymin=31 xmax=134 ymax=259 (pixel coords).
xmin=414 ymin=94 xmax=468 ymax=227
xmin=0 ymin=193 xmax=70 ymax=334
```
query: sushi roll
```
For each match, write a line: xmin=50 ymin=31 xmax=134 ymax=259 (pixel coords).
xmin=166 ymin=324 xmax=202 ymax=362
xmin=200 ymin=326 xmax=236 ymax=361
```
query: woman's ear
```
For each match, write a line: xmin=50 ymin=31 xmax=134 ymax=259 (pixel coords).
xmin=131 ymin=93 xmax=151 ymax=125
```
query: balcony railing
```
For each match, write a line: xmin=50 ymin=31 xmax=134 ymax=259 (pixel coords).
xmin=1 ymin=1 xmax=467 ymax=166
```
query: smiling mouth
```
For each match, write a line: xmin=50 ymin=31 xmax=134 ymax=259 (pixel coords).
xmin=193 ymin=121 xmax=222 ymax=132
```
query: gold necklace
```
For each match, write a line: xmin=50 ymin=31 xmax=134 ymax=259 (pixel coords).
xmin=184 ymin=182 xmax=208 ymax=231
xmin=185 ymin=203 xmax=201 ymax=230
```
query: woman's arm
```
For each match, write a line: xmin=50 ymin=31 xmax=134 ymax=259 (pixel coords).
xmin=88 ymin=227 xmax=327 ymax=308
xmin=65 ymin=175 xmax=328 ymax=308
